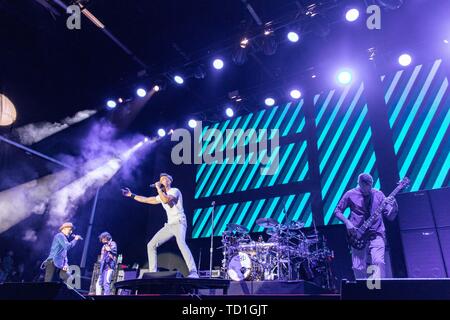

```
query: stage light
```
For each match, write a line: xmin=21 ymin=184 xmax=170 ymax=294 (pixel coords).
xmin=312 ymin=74 xmax=317 ymax=79
xmin=290 ymin=89 xmax=302 ymax=99
xmin=153 ymin=85 xmax=161 ymax=92
xmin=240 ymin=37 xmax=249 ymax=49
xmin=345 ymin=8 xmax=360 ymax=22
xmin=188 ymin=119 xmax=198 ymax=128
xmin=157 ymin=129 xmax=166 ymax=137
xmin=213 ymin=58 xmax=224 ymax=70
xmin=118 ymin=97 xmax=124 ymax=103
xmin=169 ymin=129 xmax=174 ymax=135
xmin=287 ymin=31 xmax=299 ymax=43
xmin=398 ymin=53 xmax=412 ymax=66
xmin=106 ymin=100 xmax=117 ymax=109
xmin=444 ymin=39 xmax=449 ymax=44
xmin=174 ymin=75 xmax=184 ymax=84
xmin=337 ymin=70 xmax=353 ymax=85
xmin=225 ymin=107 xmax=234 ymax=117
xmin=136 ymin=88 xmax=147 ymax=97
xmin=264 ymin=97 xmax=275 ymax=107
xmin=144 ymin=137 xmax=149 ymax=142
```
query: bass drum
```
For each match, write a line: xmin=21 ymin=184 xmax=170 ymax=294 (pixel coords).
xmin=227 ymin=252 xmax=252 ymax=281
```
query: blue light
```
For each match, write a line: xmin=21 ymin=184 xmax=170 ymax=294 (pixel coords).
xmin=398 ymin=53 xmax=412 ymax=67
xmin=174 ymin=75 xmax=184 ymax=84
xmin=345 ymin=8 xmax=360 ymax=22
xmin=136 ymin=88 xmax=147 ymax=97
xmin=264 ymin=97 xmax=275 ymax=107
xmin=213 ymin=59 xmax=224 ymax=70
xmin=157 ymin=129 xmax=166 ymax=137
xmin=106 ymin=100 xmax=117 ymax=109
xmin=287 ymin=31 xmax=299 ymax=43
xmin=225 ymin=107 xmax=234 ymax=117
xmin=290 ymin=89 xmax=302 ymax=99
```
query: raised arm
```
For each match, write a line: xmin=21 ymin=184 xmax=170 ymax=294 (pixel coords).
xmin=334 ymin=192 xmax=355 ymax=231
xmin=121 ymin=187 xmax=159 ymax=205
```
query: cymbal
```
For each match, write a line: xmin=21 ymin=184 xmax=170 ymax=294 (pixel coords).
xmin=287 ymin=221 xmax=305 ymax=230
xmin=256 ymin=218 xmax=278 ymax=228
xmin=226 ymin=223 xmax=249 ymax=234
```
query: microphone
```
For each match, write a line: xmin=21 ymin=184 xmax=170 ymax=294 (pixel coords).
xmin=149 ymin=184 xmax=156 ymax=188
xmin=72 ymin=234 xmax=83 ymax=240
xmin=211 ymin=201 xmax=216 ymax=206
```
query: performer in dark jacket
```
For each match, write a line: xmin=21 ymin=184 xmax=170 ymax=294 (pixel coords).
xmin=95 ymin=232 xmax=117 ymax=295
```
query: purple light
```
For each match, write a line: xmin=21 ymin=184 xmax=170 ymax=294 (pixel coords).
xmin=213 ymin=58 xmax=224 ymax=70
xmin=188 ymin=119 xmax=197 ymax=128
xmin=290 ymin=89 xmax=302 ymax=99
xmin=345 ymin=8 xmax=360 ymax=22
xmin=264 ymin=97 xmax=275 ymax=107
xmin=398 ymin=54 xmax=412 ymax=67
xmin=337 ymin=70 xmax=353 ymax=85
xmin=287 ymin=31 xmax=299 ymax=43
xmin=444 ymin=39 xmax=449 ymax=44
xmin=157 ymin=129 xmax=166 ymax=137
xmin=136 ymin=88 xmax=147 ymax=97
xmin=225 ymin=107 xmax=234 ymax=117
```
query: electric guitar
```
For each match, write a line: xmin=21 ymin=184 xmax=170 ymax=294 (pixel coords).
xmin=347 ymin=177 xmax=410 ymax=249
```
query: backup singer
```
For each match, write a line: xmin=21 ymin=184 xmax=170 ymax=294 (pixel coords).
xmin=42 ymin=222 xmax=82 ymax=282
xmin=334 ymin=173 xmax=398 ymax=279
xmin=122 ymin=173 xmax=198 ymax=278
xmin=96 ymin=232 xmax=117 ymax=295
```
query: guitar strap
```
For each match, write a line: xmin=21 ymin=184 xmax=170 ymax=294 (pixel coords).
xmin=363 ymin=192 xmax=373 ymax=220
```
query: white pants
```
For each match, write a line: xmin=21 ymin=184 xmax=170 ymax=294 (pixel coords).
xmin=147 ymin=217 xmax=197 ymax=273
xmin=351 ymin=235 xmax=386 ymax=279
xmin=96 ymin=268 xmax=114 ymax=295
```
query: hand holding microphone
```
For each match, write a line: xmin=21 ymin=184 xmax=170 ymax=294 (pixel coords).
xmin=72 ymin=234 xmax=83 ymax=241
xmin=121 ymin=187 xmax=132 ymax=197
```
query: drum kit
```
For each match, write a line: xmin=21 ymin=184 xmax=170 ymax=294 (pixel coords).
xmin=221 ymin=218 xmax=335 ymax=288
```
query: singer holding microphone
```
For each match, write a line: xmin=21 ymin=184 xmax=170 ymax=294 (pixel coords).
xmin=121 ymin=173 xmax=199 ymax=278
xmin=43 ymin=222 xmax=82 ymax=283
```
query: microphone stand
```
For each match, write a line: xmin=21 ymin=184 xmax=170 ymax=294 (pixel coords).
xmin=209 ymin=201 xmax=216 ymax=278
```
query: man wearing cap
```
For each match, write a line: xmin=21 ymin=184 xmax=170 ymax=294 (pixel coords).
xmin=43 ymin=222 xmax=82 ymax=282
xmin=122 ymin=173 xmax=199 ymax=278
xmin=334 ymin=173 xmax=398 ymax=279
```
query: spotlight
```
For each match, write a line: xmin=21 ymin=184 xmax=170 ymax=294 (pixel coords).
xmin=287 ymin=31 xmax=299 ymax=43
xmin=117 ymin=97 xmax=124 ymax=103
xmin=264 ymin=97 xmax=275 ymax=107
xmin=106 ymin=100 xmax=117 ymax=109
xmin=153 ymin=85 xmax=161 ymax=92
xmin=157 ymin=129 xmax=166 ymax=137
xmin=225 ymin=107 xmax=234 ymax=117
xmin=136 ymin=88 xmax=147 ymax=97
xmin=345 ymin=8 xmax=360 ymax=22
xmin=169 ymin=129 xmax=174 ymax=135
xmin=188 ymin=119 xmax=198 ymax=128
xmin=337 ymin=70 xmax=353 ymax=85
xmin=144 ymin=137 xmax=149 ymax=142
xmin=398 ymin=53 xmax=412 ymax=66
xmin=311 ymin=74 xmax=317 ymax=79
xmin=290 ymin=89 xmax=302 ymax=99
xmin=174 ymin=75 xmax=184 ymax=84
xmin=213 ymin=58 xmax=224 ymax=70
xmin=240 ymin=37 xmax=249 ymax=48
xmin=444 ymin=39 xmax=449 ymax=44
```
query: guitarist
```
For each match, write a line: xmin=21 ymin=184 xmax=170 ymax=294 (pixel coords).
xmin=334 ymin=173 xmax=398 ymax=279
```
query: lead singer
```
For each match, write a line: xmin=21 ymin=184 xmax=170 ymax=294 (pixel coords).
xmin=122 ymin=173 xmax=199 ymax=278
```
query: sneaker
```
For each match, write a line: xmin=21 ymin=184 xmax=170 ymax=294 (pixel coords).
xmin=187 ymin=271 xmax=199 ymax=278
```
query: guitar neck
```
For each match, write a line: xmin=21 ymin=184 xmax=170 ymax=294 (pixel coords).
xmin=361 ymin=185 xmax=402 ymax=230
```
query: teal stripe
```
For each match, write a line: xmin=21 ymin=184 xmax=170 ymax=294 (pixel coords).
xmin=314 ymin=94 xmax=319 ymax=105
xmin=273 ymin=102 xmax=291 ymax=131
xmin=244 ymin=199 xmax=266 ymax=231
xmin=218 ymin=203 xmax=240 ymax=236
xmin=204 ymin=157 xmax=231 ymax=197
xmin=297 ymin=161 xmax=309 ymax=181
xmin=324 ymin=127 xmax=372 ymax=224
xmin=257 ymin=107 xmax=278 ymax=143
xmin=194 ymin=207 xmax=213 ymax=238
xmin=256 ymin=197 xmax=281 ymax=232
xmin=195 ymin=160 xmax=218 ymax=198
xmin=196 ymin=164 xmax=207 ymax=183
xmin=283 ymin=100 xmax=303 ymax=136
xmin=228 ymin=152 xmax=255 ymax=193
xmin=232 ymin=114 xmax=254 ymax=148
xmin=399 ymin=77 xmax=448 ymax=178
xmin=241 ymin=149 xmax=268 ymax=191
xmin=199 ymin=123 xmax=220 ymax=155
xmin=204 ymin=205 xmax=227 ymax=237
xmin=433 ymin=151 xmax=450 ymax=189
xmin=389 ymin=65 xmax=423 ymax=127
xmin=268 ymin=143 xmax=295 ymax=186
xmin=292 ymin=193 xmax=311 ymax=221
xmin=322 ymin=106 xmax=368 ymax=197
xmin=205 ymin=119 xmax=231 ymax=155
xmin=221 ymin=115 xmax=243 ymax=151
xmin=235 ymin=201 xmax=256 ymax=227
xmin=216 ymin=155 xmax=243 ymax=195
xmin=316 ymin=90 xmax=335 ymax=126
xmin=277 ymin=194 xmax=296 ymax=223
xmin=318 ymin=86 xmax=351 ymax=148
xmin=243 ymin=110 xmax=266 ymax=145
xmin=283 ymin=141 xmax=307 ymax=184
xmin=413 ymin=105 xmax=450 ymax=191
xmin=296 ymin=118 xmax=306 ymax=133
xmin=319 ymin=82 xmax=364 ymax=172
xmin=255 ymin=145 xmax=280 ymax=188
xmin=385 ymin=70 xmax=404 ymax=103
xmin=193 ymin=208 xmax=203 ymax=225
xmin=394 ymin=60 xmax=442 ymax=153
